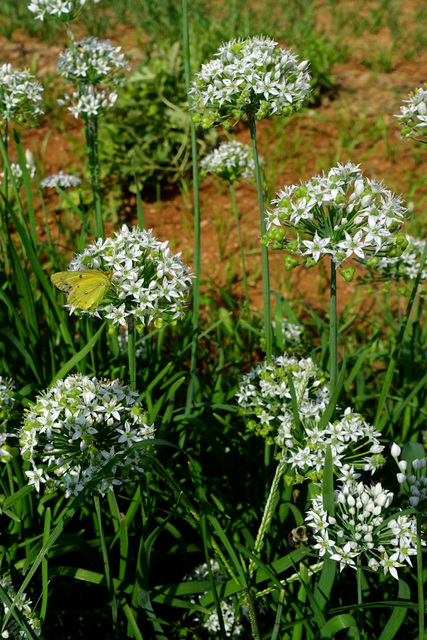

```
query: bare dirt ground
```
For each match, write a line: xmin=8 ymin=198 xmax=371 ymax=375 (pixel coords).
xmin=3 ymin=3 xmax=427 ymax=317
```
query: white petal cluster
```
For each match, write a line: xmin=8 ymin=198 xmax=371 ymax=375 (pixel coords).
xmin=190 ymin=36 xmax=311 ymax=128
xmin=200 ymin=141 xmax=260 ymax=182
xmin=0 ymin=63 xmax=43 ymax=125
xmin=19 ymin=374 xmax=155 ymax=498
xmin=395 ymin=86 xmax=427 ymax=142
xmin=28 ymin=0 xmax=101 ymax=22
xmin=0 ymin=576 xmax=41 ymax=637
xmin=306 ymin=480 xmax=417 ymax=579
xmin=57 ymin=37 xmax=129 ymax=120
xmin=264 ymin=162 xmax=407 ymax=270
xmin=41 ymin=170 xmax=81 ymax=189
xmin=57 ymin=37 xmax=129 ymax=85
xmin=0 ymin=161 xmax=36 ymax=186
xmin=0 ymin=377 xmax=16 ymax=429
xmin=185 ymin=561 xmax=245 ymax=637
xmin=236 ymin=356 xmax=384 ymax=481
xmin=365 ymin=234 xmax=427 ymax=283
xmin=272 ymin=320 xmax=303 ymax=347
xmin=67 ymin=225 xmax=193 ymax=329
xmin=392 ymin=443 xmax=427 ymax=509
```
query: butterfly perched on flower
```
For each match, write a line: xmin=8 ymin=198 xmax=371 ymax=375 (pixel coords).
xmin=51 ymin=270 xmax=113 ymax=310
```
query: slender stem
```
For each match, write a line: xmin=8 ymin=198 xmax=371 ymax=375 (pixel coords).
xmin=182 ymin=0 xmax=201 ymax=413
xmin=248 ymin=115 xmax=272 ymax=362
xmin=94 ymin=494 xmax=118 ymax=637
xmin=243 ymin=587 xmax=261 ymax=640
xmin=128 ymin=315 xmax=137 ymax=391
xmin=329 ymin=257 xmax=338 ymax=393
xmin=356 ymin=557 xmax=364 ymax=635
xmin=248 ymin=459 xmax=286 ymax=578
xmin=417 ymin=513 xmax=425 ymax=640
xmin=84 ymin=118 xmax=103 ymax=239
xmin=230 ymin=181 xmax=250 ymax=309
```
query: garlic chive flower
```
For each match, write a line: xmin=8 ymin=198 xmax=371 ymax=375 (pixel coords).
xmin=41 ymin=170 xmax=81 ymax=189
xmin=66 ymin=225 xmax=193 ymax=329
xmin=0 ymin=161 xmax=36 ymax=187
xmin=391 ymin=443 xmax=427 ymax=510
xmin=19 ymin=374 xmax=155 ymax=498
xmin=190 ymin=36 xmax=311 ymax=129
xmin=0 ymin=576 xmax=41 ymax=637
xmin=28 ymin=0 xmax=101 ymax=22
xmin=0 ymin=63 xmax=43 ymax=127
xmin=305 ymin=480 xmax=417 ymax=579
xmin=0 ymin=378 xmax=18 ymax=463
xmin=200 ymin=141 xmax=261 ymax=182
xmin=395 ymin=85 xmax=427 ymax=142
xmin=57 ymin=37 xmax=129 ymax=120
xmin=263 ymin=162 xmax=407 ymax=277
xmin=363 ymin=234 xmax=427 ymax=289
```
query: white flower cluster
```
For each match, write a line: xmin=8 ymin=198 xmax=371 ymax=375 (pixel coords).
xmin=263 ymin=162 xmax=407 ymax=274
xmin=28 ymin=0 xmax=101 ymax=21
xmin=57 ymin=37 xmax=129 ymax=85
xmin=285 ymin=407 xmax=385 ymax=483
xmin=306 ymin=480 xmax=417 ymax=579
xmin=364 ymin=234 xmax=427 ymax=284
xmin=395 ymin=86 xmax=427 ymax=142
xmin=185 ymin=561 xmax=244 ymax=637
xmin=0 ymin=63 xmax=43 ymax=125
xmin=392 ymin=443 xmax=427 ymax=509
xmin=190 ymin=36 xmax=311 ymax=129
xmin=57 ymin=37 xmax=129 ymax=120
xmin=200 ymin=141 xmax=259 ymax=182
xmin=0 ymin=576 xmax=41 ymax=637
xmin=272 ymin=320 xmax=303 ymax=347
xmin=0 ymin=162 xmax=36 ymax=187
xmin=67 ymin=225 xmax=193 ymax=329
xmin=236 ymin=356 xmax=384 ymax=481
xmin=19 ymin=374 xmax=155 ymax=498
xmin=41 ymin=170 xmax=81 ymax=189
xmin=0 ymin=377 xmax=16 ymax=429
xmin=236 ymin=355 xmax=329 ymax=444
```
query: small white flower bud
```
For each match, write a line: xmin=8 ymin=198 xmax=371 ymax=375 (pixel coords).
xmin=391 ymin=443 xmax=401 ymax=458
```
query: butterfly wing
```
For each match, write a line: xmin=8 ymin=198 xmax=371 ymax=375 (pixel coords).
xmin=51 ymin=270 xmax=112 ymax=310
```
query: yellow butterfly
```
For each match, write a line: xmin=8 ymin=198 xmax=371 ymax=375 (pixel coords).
xmin=51 ymin=269 xmax=113 ymax=311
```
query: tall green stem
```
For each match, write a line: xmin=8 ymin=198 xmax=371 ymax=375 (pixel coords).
xmin=128 ymin=315 xmax=137 ymax=391
xmin=417 ymin=513 xmax=425 ymax=640
xmin=94 ymin=494 xmax=118 ymax=636
xmin=230 ymin=182 xmax=250 ymax=309
xmin=356 ymin=557 xmax=364 ymax=635
xmin=329 ymin=257 xmax=338 ymax=393
xmin=182 ymin=0 xmax=201 ymax=412
xmin=248 ymin=115 xmax=272 ymax=362
xmin=84 ymin=118 xmax=103 ymax=239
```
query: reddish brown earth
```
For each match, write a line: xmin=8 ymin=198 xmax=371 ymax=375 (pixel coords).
xmin=3 ymin=4 xmax=427 ymax=317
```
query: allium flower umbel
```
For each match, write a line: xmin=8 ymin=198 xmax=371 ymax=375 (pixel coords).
xmin=63 ymin=225 xmax=193 ymax=329
xmin=236 ymin=356 xmax=385 ymax=482
xmin=19 ymin=375 xmax=155 ymax=498
xmin=364 ymin=234 xmax=427 ymax=287
xmin=190 ymin=36 xmax=311 ymax=129
xmin=263 ymin=162 xmax=407 ymax=279
xmin=0 ymin=576 xmax=41 ymax=637
xmin=200 ymin=141 xmax=260 ymax=182
xmin=395 ymin=85 xmax=427 ymax=142
xmin=0 ymin=377 xmax=18 ymax=464
xmin=28 ymin=0 xmax=101 ymax=22
xmin=392 ymin=443 xmax=427 ymax=510
xmin=57 ymin=37 xmax=129 ymax=120
xmin=306 ymin=480 xmax=417 ymax=579
xmin=41 ymin=170 xmax=81 ymax=189
xmin=0 ymin=63 xmax=43 ymax=127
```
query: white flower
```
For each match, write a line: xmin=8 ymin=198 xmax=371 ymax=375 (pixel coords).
xmin=200 ymin=141 xmax=262 ymax=182
xmin=0 ymin=63 xmax=43 ymax=125
xmin=395 ymin=86 xmax=427 ymax=142
xmin=190 ymin=36 xmax=312 ymax=128
xmin=19 ymin=374 xmax=155 ymax=497
xmin=41 ymin=170 xmax=81 ymax=189
xmin=28 ymin=0 xmax=101 ymax=21
xmin=0 ymin=577 xmax=41 ymax=637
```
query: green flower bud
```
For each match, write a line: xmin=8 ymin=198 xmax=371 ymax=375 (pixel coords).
xmin=340 ymin=266 xmax=356 ymax=282
xmin=284 ymin=255 xmax=299 ymax=271
xmin=387 ymin=245 xmax=403 ymax=258
xmin=366 ymin=256 xmax=379 ymax=268
xmin=395 ymin=234 xmax=409 ymax=249
xmin=287 ymin=240 xmax=299 ymax=251
xmin=295 ymin=185 xmax=307 ymax=198
xmin=305 ymin=257 xmax=317 ymax=269
xmin=400 ymin=125 xmax=412 ymax=137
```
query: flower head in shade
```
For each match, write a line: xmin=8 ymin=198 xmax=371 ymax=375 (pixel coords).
xmin=41 ymin=170 xmax=81 ymax=189
xmin=28 ymin=0 xmax=101 ymax=22
xmin=395 ymin=85 xmax=427 ymax=142
xmin=60 ymin=225 xmax=193 ymax=329
xmin=19 ymin=374 xmax=155 ymax=497
xmin=0 ymin=576 xmax=41 ymax=637
xmin=391 ymin=443 xmax=427 ymax=510
xmin=200 ymin=141 xmax=261 ymax=182
xmin=0 ymin=63 xmax=43 ymax=127
xmin=0 ymin=377 xmax=18 ymax=463
xmin=263 ymin=162 xmax=407 ymax=277
xmin=190 ymin=36 xmax=311 ymax=129
xmin=57 ymin=37 xmax=129 ymax=120
xmin=306 ymin=480 xmax=417 ymax=579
